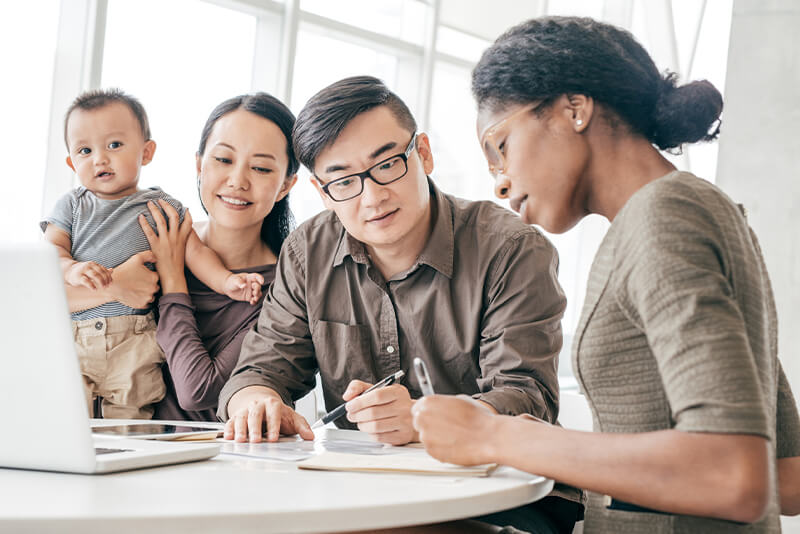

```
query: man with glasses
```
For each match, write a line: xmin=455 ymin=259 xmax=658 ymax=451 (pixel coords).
xmin=217 ymin=75 xmax=577 ymax=526
xmin=218 ymin=76 xmax=581 ymax=530
xmin=219 ymin=73 xmax=563 ymax=437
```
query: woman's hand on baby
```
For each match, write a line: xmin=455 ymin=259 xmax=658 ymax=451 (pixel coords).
xmin=223 ymin=272 xmax=264 ymax=305
xmin=65 ymin=261 xmax=113 ymax=289
xmin=139 ymin=199 xmax=193 ymax=293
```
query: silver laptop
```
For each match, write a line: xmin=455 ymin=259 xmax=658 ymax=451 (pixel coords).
xmin=0 ymin=242 xmax=220 ymax=474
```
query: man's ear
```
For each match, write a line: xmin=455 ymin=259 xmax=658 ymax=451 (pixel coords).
xmin=276 ymin=174 xmax=298 ymax=202
xmin=65 ymin=156 xmax=75 ymax=172
xmin=415 ymin=133 xmax=434 ymax=175
xmin=310 ymin=175 xmax=334 ymax=210
xmin=141 ymin=139 xmax=157 ymax=166
xmin=564 ymin=94 xmax=594 ymax=132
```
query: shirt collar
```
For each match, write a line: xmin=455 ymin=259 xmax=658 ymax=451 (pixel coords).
xmin=331 ymin=178 xmax=455 ymax=278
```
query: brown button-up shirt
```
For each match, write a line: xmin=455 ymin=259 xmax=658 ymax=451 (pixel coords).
xmin=218 ymin=180 xmax=566 ymax=426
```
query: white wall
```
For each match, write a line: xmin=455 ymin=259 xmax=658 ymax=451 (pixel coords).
xmin=716 ymin=0 xmax=800 ymax=393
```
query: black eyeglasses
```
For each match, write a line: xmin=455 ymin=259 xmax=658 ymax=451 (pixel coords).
xmin=317 ymin=134 xmax=417 ymax=202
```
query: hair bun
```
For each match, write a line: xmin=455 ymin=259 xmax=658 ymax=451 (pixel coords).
xmin=651 ymin=73 xmax=723 ymax=150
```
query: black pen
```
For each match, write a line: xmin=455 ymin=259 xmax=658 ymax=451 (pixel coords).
xmin=310 ymin=370 xmax=406 ymax=429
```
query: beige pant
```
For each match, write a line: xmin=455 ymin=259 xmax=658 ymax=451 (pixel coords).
xmin=72 ymin=313 xmax=165 ymax=419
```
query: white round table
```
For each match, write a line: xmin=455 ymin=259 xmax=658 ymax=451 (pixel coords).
xmin=0 ymin=427 xmax=553 ymax=533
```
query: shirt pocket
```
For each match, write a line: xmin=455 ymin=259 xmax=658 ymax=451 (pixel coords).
xmin=312 ymin=320 xmax=374 ymax=410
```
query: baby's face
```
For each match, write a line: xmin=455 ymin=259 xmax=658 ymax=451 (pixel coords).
xmin=65 ymin=102 xmax=155 ymax=200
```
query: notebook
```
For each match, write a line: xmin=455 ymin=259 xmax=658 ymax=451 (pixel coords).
xmin=0 ymin=242 xmax=220 ymax=474
xmin=297 ymin=450 xmax=497 ymax=477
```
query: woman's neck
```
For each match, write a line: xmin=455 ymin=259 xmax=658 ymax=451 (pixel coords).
xmin=585 ymin=134 xmax=677 ymax=222
xmin=196 ymin=221 xmax=277 ymax=270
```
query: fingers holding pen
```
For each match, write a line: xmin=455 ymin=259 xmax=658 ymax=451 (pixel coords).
xmin=345 ymin=384 xmax=403 ymax=418
xmin=346 ymin=384 xmax=416 ymax=445
xmin=342 ymin=379 xmax=373 ymax=402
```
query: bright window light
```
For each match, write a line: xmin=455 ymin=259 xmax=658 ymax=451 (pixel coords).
xmin=0 ymin=2 xmax=60 ymax=243
xmin=101 ymin=0 xmax=256 ymax=221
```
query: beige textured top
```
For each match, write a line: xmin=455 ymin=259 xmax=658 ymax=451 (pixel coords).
xmin=573 ymin=172 xmax=800 ymax=533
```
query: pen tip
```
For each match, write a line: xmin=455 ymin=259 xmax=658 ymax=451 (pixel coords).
xmin=310 ymin=420 xmax=322 ymax=430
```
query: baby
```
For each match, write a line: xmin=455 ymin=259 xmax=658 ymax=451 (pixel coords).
xmin=42 ymin=88 xmax=262 ymax=419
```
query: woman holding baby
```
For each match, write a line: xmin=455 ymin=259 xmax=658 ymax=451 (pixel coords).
xmin=142 ymin=93 xmax=298 ymax=421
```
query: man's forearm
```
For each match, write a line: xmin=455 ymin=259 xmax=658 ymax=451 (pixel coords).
xmin=475 ymin=385 xmax=556 ymax=421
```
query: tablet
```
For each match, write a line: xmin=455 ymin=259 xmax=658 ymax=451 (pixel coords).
xmin=91 ymin=423 xmax=221 ymax=441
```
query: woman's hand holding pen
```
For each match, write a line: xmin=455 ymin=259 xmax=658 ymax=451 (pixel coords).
xmin=412 ymin=395 xmax=502 ymax=466
xmin=343 ymin=380 xmax=418 ymax=446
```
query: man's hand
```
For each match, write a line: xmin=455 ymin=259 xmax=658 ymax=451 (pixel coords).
xmin=223 ymin=272 xmax=264 ymax=305
xmin=343 ymin=380 xmax=417 ymax=445
xmin=411 ymin=394 xmax=501 ymax=466
xmin=107 ymin=251 xmax=159 ymax=309
xmin=65 ymin=261 xmax=113 ymax=290
xmin=223 ymin=386 xmax=314 ymax=443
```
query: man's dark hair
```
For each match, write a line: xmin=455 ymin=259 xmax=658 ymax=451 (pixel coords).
xmin=197 ymin=92 xmax=297 ymax=256
xmin=64 ymin=88 xmax=151 ymax=148
xmin=293 ymin=76 xmax=417 ymax=172
xmin=472 ymin=16 xmax=723 ymax=151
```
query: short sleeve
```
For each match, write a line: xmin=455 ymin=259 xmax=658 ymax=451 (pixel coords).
xmin=777 ymin=361 xmax=800 ymax=458
xmin=155 ymin=189 xmax=186 ymax=220
xmin=148 ymin=187 xmax=186 ymax=223
xmin=40 ymin=189 xmax=77 ymax=236
xmin=614 ymin=182 xmax=769 ymax=438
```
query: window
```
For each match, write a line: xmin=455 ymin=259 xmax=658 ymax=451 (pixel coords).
xmin=0 ymin=1 xmax=60 ymax=243
xmin=100 ymin=0 xmax=257 ymax=219
xmin=33 ymin=0 xmax=734 ymax=386
xmin=428 ymin=61 xmax=495 ymax=201
xmin=300 ymin=0 xmax=426 ymax=45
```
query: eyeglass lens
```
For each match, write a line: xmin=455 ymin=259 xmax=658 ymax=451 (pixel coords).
xmin=327 ymin=156 xmax=407 ymax=201
xmin=483 ymin=136 xmax=504 ymax=176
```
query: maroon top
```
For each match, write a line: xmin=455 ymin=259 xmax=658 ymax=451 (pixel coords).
xmin=154 ymin=264 xmax=276 ymax=422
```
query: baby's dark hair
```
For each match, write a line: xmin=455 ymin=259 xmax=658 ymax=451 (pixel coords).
xmin=64 ymin=88 xmax=151 ymax=148
xmin=472 ymin=16 xmax=723 ymax=151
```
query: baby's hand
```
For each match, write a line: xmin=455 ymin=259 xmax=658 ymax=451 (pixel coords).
xmin=65 ymin=261 xmax=113 ymax=290
xmin=223 ymin=272 xmax=265 ymax=305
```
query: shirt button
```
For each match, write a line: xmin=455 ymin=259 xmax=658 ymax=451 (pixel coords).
xmin=386 ymin=345 xmax=395 ymax=354
xmin=94 ymin=321 xmax=103 ymax=330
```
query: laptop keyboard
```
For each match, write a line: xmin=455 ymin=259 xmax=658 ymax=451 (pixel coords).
xmin=95 ymin=447 xmax=132 ymax=455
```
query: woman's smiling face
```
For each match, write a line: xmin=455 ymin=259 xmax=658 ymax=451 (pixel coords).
xmin=197 ymin=108 xmax=294 ymax=233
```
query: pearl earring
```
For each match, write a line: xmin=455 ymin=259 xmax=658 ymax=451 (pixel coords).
xmin=576 ymin=119 xmax=584 ymax=127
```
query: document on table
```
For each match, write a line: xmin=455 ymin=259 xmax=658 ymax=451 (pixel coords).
xmin=297 ymin=450 xmax=497 ymax=477
xmin=217 ymin=428 xmax=492 ymax=474
xmin=220 ymin=438 xmax=316 ymax=461
xmin=219 ymin=434 xmax=392 ymax=461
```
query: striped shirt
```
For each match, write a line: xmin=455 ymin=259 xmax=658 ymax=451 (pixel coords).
xmin=41 ymin=186 xmax=184 ymax=320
